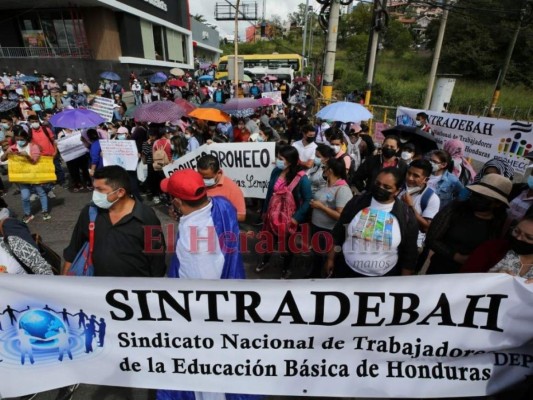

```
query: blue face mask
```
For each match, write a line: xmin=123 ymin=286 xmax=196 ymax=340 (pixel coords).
xmin=0 ymin=130 xmax=5 ymax=141
xmin=314 ymin=157 xmax=322 ymax=166
xmin=256 ymin=136 xmax=264 ymax=142
xmin=276 ymin=159 xmax=286 ymax=170
xmin=528 ymin=175 xmax=533 ymax=190
xmin=92 ymin=189 xmax=119 ymax=209
xmin=17 ymin=140 xmax=27 ymax=148
xmin=117 ymin=134 xmax=126 ymax=140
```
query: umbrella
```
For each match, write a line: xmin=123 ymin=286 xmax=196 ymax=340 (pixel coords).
xmin=174 ymin=98 xmax=197 ymax=115
xmin=198 ymin=102 xmax=224 ymax=110
xmin=188 ymin=108 xmax=231 ymax=123
xmin=242 ymin=74 xmax=252 ymax=82
xmin=293 ymin=77 xmax=308 ymax=83
xmin=263 ymin=75 xmax=278 ymax=81
xmin=225 ymin=98 xmax=262 ymax=109
xmin=100 ymin=71 xmax=121 ymax=81
xmin=49 ymin=109 xmax=106 ymax=129
xmin=0 ymin=101 xmax=18 ymax=112
xmin=139 ymin=69 xmax=155 ymax=77
xmin=316 ymin=102 xmax=373 ymax=123
xmin=198 ymin=75 xmax=214 ymax=82
xmin=257 ymin=97 xmax=277 ymax=107
xmin=133 ymin=101 xmax=185 ymax=123
xmin=18 ymin=75 xmax=41 ymax=83
xmin=149 ymin=72 xmax=168 ymax=84
xmin=170 ymin=67 xmax=185 ymax=77
xmin=382 ymin=125 xmax=438 ymax=154
xmin=168 ymin=79 xmax=187 ymax=88
xmin=220 ymin=107 xmax=255 ymax=118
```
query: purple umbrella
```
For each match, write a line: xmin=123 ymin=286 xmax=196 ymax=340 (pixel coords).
xmin=149 ymin=72 xmax=168 ymax=84
xmin=220 ymin=98 xmax=262 ymax=117
xmin=133 ymin=101 xmax=185 ymax=123
xmin=49 ymin=109 xmax=106 ymax=129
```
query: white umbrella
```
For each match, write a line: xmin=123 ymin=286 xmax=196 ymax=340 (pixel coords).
xmin=316 ymin=102 xmax=373 ymax=123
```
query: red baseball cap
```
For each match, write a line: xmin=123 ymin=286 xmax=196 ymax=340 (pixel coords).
xmin=160 ymin=169 xmax=206 ymax=201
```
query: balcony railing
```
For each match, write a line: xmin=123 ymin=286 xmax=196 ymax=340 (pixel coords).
xmin=0 ymin=47 xmax=91 ymax=59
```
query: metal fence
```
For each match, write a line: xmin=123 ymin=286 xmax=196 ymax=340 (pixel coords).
xmin=0 ymin=47 xmax=91 ymax=59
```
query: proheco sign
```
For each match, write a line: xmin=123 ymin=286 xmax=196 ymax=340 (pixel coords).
xmin=143 ymin=0 xmax=168 ymax=12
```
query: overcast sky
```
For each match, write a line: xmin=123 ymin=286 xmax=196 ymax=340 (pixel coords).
xmin=189 ymin=0 xmax=307 ymax=37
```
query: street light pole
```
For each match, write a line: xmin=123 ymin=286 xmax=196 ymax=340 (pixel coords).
xmin=321 ymin=0 xmax=341 ymax=102
xmin=234 ymin=0 xmax=240 ymax=98
xmin=302 ymin=0 xmax=310 ymax=60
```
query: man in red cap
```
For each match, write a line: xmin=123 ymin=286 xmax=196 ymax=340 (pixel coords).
xmin=158 ymin=169 xmax=251 ymax=400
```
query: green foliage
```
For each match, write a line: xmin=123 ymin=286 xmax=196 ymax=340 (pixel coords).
xmin=338 ymin=3 xmax=373 ymax=42
xmin=383 ymin=20 xmax=415 ymax=58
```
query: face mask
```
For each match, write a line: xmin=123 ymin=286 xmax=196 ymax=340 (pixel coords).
xmin=30 ymin=122 xmax=40 ymax=129
xmin=314 ymin=157 xmax=322 ymax=166
xmin=430 ymin=161 xmax=440 ymax=174
xmin=407 ymin=186 xmax=423 ymax=195
xmin=382 ymin=147 xmax=397 ymax=158
xmin=468 ymin=193 xmax=493 ymax=212
xmin=184 ymin=134 xmax=191 ymax=140
xmin=509 ymin=236 xmax=533 ymax=255
xmin=372 ymin=185 xmax=393 ymax=203
xmin=276 ymin=159 xmax=286 ymax=170
xmin=17 ymin=140 xmax=27 ymax=148
xmin=0 ymin=131 xmax=4 ymax=141
xmin=415 ymin=120 xmax=422 ymax=127
xmin=117 ymin=134 xmax=126 ymax=140
xmin=306 ymin=136 xmax=315 ymax=143
xmin=527 ymin=175 xmax=533 ymax=190
xmin=92 ymin=189 xmax=119 ymax=209
xmin=1 ymin=97 xmax=6 ymax=100
xmin=256 ymin=136 xmax=264 ymax=142
xmin=331 ymin=145 xmax=341 ymax=154
xmin=203 ymin=178 xmax=216 ymax=187
xmin=0 ymin=123 xmax=8 ymax=130
xmin=401 ymin=151 xmax=413 ymax=161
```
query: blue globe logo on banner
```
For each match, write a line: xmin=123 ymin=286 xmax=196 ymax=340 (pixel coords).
xmin=18 ymin=310 xmax=66 ymax=349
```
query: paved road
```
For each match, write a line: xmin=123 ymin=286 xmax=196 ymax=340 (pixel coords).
xmin=2 ymin=178 xmax=315 ymax=400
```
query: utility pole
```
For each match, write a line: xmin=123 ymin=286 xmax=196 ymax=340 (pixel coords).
xmin=364 ymin=0 xmax=387 ymax=106
xmin=234 ymin=0 xmax=240 ymax=98
xmin=302 ymin=0 xmax=310 ymax=60
xmin=321 ymin=0 xmax=341 ymax=102
xmin=423 ymin=0 xmax=448 ymax=109
xmin=488 ymin=1 xmax=529 ymax=116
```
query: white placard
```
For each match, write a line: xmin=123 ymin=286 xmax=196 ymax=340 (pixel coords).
xmin=397 ymin=107 xmax=533 ymax=174
xmin=0 ymin=274 xmax=531 ymax=398
xmin=261 ymin=91 xmax=283 ymax=105
xmin=100 ymin=140 xmax=139 ymax=171
xmin=163 ymin=142 xmax=276 ymax=198
xmin=89 ymin=96 xmax=115 ymax=123
xmin=56 ymin=132 xmax=88 ymax=162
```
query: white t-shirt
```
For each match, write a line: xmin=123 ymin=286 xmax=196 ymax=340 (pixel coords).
xmin=176 ymin=201 xmax=225 ymax=279
xmin=292 ymin=139 xmax=318 ymax=163
xmin=342 ymin=199 xmax=401 ymax=276
xmin=399 ymin=186 xmax=440 ymax=248
xmin=0 ymin=242 xmax=26 ymax=274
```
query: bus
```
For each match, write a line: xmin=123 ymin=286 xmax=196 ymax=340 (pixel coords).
xmin=215 ymin=53 xmax=304 ymax=82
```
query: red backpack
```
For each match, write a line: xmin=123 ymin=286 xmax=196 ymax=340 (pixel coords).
xmin=264 ymin=171 xmax=305 ymax=237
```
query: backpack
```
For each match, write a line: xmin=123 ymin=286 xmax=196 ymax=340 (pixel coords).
xmin=264 ymin=171 xmax=305 ymax=237
xmin=420 ymin=187 xmax=435 ymax=213
xmin=339 ymin=152 xmax=357 ymax=184
xmin=153 ymin=142 xmax=170 ymax=171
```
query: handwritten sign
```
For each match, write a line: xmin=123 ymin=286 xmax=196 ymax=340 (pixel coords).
xmin=56 ymin=132 xmax=88 ymax=162
xmin=8 ymin=155 xmax=56 ymax=184
xmin=89 ymin=96 xmax=115 ymax=123
xmin=100 ymin=140 xmax=138 ymax=171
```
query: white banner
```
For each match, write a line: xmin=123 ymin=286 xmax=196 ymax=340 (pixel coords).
xmin=56 ymin=132 xmax=88 ymax=162
xmin=163 ymin=142 xmax=275 ymax=198
xmin=0 ymin=274 xmax=532 ymax=398
xmin=261 ymin=91 xmax=283 ymax=105
xmin=100 ymin=140 xmax=139 ymax=171
xmin=397 ymin=107 xmax=533 ymax=174
xmin=89 ymin=96 xmax=115 ymax=123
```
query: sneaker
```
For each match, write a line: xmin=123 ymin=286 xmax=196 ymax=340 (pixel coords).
xmin=29 ymin=194 xmax=38 ymax=201
xmin=22 ymin=214 xmax=34 ymax=224
xmin=48 ymin=190 xmax=56 ymax=199
xmin=255 ymin=260 xmax=269 ymax=273
xmin=153 ymin=197 xmax=161 ymax=204
xmin=42 ymin=212 xmax=52 ymax=221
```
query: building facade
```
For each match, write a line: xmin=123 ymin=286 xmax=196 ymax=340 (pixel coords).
xmin=0 ymin=0 xmax=194 ymax=85
xmin=190 ymin=19 xmax=222 ymax=66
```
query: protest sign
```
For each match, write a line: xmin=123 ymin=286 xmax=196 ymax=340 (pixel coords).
xmin=100 ymin=140 xmax=138 ymax=171
xmin=261 ymin=91 xmax=283 ymax=105
xmin=0 ymin=274 xmax=531 ymax=398
xmin=89 ymin=96 xmax=115 ymax=123
xmin=7 ymin=155 xmax=56 ymax=184
xmin=56 ymin=132 xmax=88 ymax=162
xmin=163 ymin=142 xmax=275 ymax=198
xmin=397 ymin=107 xmax=533 ymax=174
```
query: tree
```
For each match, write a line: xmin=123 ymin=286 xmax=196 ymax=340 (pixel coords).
xmin=338 ymin=2 xmax=373 ymax=42
xmin=192 ymin=14 xmax=207 ymax=23
xmin=288 ymin=3 xmax=308 ymax=27
xmin=383 ymin=19 xmax=415 ymax=57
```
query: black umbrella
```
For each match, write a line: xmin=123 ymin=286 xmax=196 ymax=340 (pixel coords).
xmin=139 ymin=69 xmax=155 ymax=77
xmin=382 ymin=125 xmax=438 ymax=155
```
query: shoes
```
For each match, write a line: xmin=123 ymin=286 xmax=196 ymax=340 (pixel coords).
xmin=85 ymin=185 xmax=94 ymax=191
xmin=30 ymin=194 xmax=38 ymax=201
xmin=255 ymin=260 xmax=269 ymax=273
xmin=48 ymin=190 xmax=57 ymax=199
xmin=42 ymin=212 xmax=52 ymax=221
xmin=153 ymin=197 xmax=161 ymax=204
xmin=22 ymin=214 xmax=34 ymax=224
xmin=280 ymin=269 xmax=292 ymax=279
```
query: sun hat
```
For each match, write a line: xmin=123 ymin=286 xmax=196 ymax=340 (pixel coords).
xmin=467 ymin=174 xmax=512 ymax=206
xmin=160 ymin=169 xmax=206 ymax=201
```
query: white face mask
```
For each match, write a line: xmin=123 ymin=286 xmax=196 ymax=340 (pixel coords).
xmin=203 ymin=178 xmax=216 ymax=187
xmin=30 ymin=122 xmax=40 ymax=129
xmin=331 ymin=145 xmax=341 ymax=154
xmin=92 ymin=189 xmax=119 ymax=209
xmin=401 ymin=151 xmax=413 ymax=161
xmin=430 ymin=161 xmax=441 ymax=174
xmin=184 ymin=134 xmax=191 ymax=140
xmin=415 ymin=120 xmax=422 ymax=127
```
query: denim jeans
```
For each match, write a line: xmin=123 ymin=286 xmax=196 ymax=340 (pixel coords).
xmin=20 ymin=184 xmax=48 ymax=215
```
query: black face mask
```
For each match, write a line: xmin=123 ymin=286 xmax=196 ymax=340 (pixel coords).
xmin=306 ymin=136 xmax=316 ymax=143
xmin=382 ymin=147 xmax=397 ymax=158
xmin=371 ymin=185 xmax=393 ymax=203
xmin=468 ymin=193 xmax=493 ymax=212
xmin=509 ymin=236 xmax=533 ymax=255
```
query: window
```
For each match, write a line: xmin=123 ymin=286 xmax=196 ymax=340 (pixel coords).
xmin=141 ymin=20 xmax=155 ymax=59
xmin=153 ymin=25 xmax=165 ymax=60
xmin=218 ymin=62 xmax=228 ymax=72
xmin=166 ymin=29 xmax=184 ymax=62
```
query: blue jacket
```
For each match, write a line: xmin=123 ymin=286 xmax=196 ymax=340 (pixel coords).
xmin=262 ymin=167 xmax=312 ymax=223
xmin=434 ymin=171 xmax=464 ymax=210
xmin=90 ymin=140 xmax=103 ymax=170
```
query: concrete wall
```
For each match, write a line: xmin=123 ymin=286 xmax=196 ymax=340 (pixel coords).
xmin=83 ymin=7 xmax=122 ymax=60
xmin=191 ymin=19 xmax=220 ymax=50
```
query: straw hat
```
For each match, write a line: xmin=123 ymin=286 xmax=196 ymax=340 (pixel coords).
xmin=467 ymin=174 xmax=512 ymax=206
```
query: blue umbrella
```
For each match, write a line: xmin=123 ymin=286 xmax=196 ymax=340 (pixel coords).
xmin=100 ymin=71 xmax=121 ymax=81
xmin=198 ymin=75 xmax=214 ymax=81
xmin=316 ymin=101 xmax=373 ymax=123
xmin=18 ymin=75 xmax=41 ymax=83
xmin=149 ymin=72 xmax=168 ymax=84
xmin=49 ymin=109 xmax=106 ymax=129
xmin=198 ymin=102 xmax=224 ymax=110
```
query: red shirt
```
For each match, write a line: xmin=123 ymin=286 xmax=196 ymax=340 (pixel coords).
xmin=31 ymin=126 xmax=55 ymax=156
xmin=233 ymin=127 xmax=250 ymax=143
